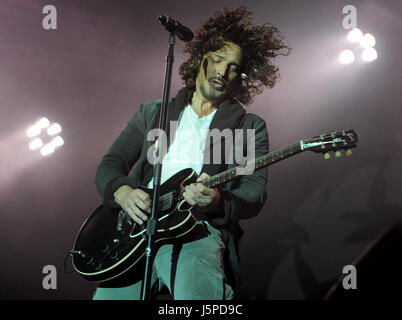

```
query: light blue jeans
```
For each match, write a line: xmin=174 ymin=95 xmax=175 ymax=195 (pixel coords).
xmin=92 ymin=222 xmax=234 ymax=300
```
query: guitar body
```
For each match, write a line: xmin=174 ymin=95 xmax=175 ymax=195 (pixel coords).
xmin=72 ymin=168 xmax=198 ymax=282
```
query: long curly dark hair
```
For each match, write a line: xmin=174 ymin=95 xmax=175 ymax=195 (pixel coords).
xmin=179 ymin=7 xmax=290 ymax=105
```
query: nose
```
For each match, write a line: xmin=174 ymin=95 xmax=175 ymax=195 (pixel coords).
xmin=216 ymin=64 xmax=230 ymax=80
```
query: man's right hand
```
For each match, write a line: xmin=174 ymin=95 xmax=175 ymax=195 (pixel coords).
xmin=113 ymin=185 xmax=151 ymax=225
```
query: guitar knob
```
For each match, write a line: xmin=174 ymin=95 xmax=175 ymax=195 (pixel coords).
xmin=70 ymin=250 xmax=84 ymax=258
xmin=346 ymin=149 xmax=352 ymax=156
xmin=324 ymin=153 xmax=330 ymax=160
xmin=71 ymin=250 xmax=91 ymax=262
xmin=335 ymin=151 xmax=341 ymax=158
xmin=93 ymin=262 xmax=102 ymax=271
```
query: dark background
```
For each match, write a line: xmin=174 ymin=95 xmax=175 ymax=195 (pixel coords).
xmin=0 ymin=0 xmax=401 ymax=299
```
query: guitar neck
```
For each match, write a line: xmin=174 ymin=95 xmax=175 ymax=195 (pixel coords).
xmin=202 ymin=141 xmax=303 ymax=189
xmin=158 ymin=128 xmax=358 ymax=207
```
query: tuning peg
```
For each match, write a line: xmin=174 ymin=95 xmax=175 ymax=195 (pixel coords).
xmin=324 ymin=153 xmax=330 ymax=160
xmin=335 ymin=151 xmax=341 ymax=158
xmin=346 ymin=149 xmax=352 ymax=156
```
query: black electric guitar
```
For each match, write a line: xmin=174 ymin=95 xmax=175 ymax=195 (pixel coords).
xmin=71 ymin=129 xmax=358 ymax=282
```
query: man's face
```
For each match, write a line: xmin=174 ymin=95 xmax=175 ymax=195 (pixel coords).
xmin=196 ymin=41 xmax=243 ymax=103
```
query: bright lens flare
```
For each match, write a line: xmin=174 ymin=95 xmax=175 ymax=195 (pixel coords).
xmin=50 ymin=136 xmax=64 ymax=147
xmin=29 ymin=138 xmax=44 ymax=150
xmin=26 ymin=125 xmax=41 ymax=138
xmin=47 ymin=123 xmax=62 ymax=136
xmin=37 ymin=117 xmax=50 ymax=129
xmin=40 ymin=143 xmax=55 ymax=156
xmin=362 ymin=47 xmax=378 ymax=62
xmin=347 ymin=28 xmax=363 ymax=43
xmin=339 ymin=49 xmax=355 ymax=65
xmin=360 ymin=33 xmax=376 ymax=48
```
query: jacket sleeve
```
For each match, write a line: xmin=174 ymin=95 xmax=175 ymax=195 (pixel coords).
xmin=214 ymin=115 xmax=269 ymax=225
xmin=95 ymin=104 xmax=149 ymax=208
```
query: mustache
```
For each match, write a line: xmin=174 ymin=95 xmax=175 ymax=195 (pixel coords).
xmin=209 ymin=76 xmax=227 ymax=86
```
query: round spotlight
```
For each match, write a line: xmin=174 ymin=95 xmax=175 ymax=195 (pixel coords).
xmin=360 ymin=33 xmax=376 ymax=48
xmin=362 ymin=47 xmax=378 ymax=62
xmin=50 ymin=136 xmax=64 ymax=147
xmin=29 ymin=138 xmax=44 ymax=151
xmin=347 ymin=28 xmax=363 ymax=43
xmin=40 ymin=143 xmax=55 ymax=156
xmin=26 ymin=125 xmax=41 ymax=138
xmin=37 ymin=117 xmax=50 ymax=129
xmin=339 ymin=49 xmax=355 ymax=65
xmin=47 ymin=123 xmax=62 ymax=136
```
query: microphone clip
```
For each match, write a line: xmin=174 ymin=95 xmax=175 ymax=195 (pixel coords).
xmin=158 ymin=15 xmax=193 ymax=42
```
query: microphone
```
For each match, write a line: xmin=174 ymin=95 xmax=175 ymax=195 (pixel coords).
xmin=158 ymin=15 xmax=193 ymax=42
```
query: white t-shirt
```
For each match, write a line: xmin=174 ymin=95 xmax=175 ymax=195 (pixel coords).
xmin=147 ymin=104 xmax=217 ymax=188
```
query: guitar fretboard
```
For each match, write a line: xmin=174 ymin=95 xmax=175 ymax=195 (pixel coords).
xmin=157 ymin=141 xmax=303 ymax=208
xmin=202 ymin=141 xmax=302 ymax=188
xmin=156 ymin=128 xmax=358 ymax=210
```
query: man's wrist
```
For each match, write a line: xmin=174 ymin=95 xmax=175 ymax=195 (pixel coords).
xmin=209 ymin=188 xmax=222 ymax=210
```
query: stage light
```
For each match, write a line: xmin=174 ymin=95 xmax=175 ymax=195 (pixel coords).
xmin=29 ymin=138 xmax=44 ymax=151
xmin=40 ymin=143 xmax=55 ymax=156
xmin=27 ymin=116 xmax=64 ymax=157
xmin=47 ymin=123 xmax=62 ymax=136
xmin=347 ymin=28 xmax=363 ymax=43
xmin=50 ymin=136 xmax=64 ymax=147
xmin=362 ymin=47 xmax=378 ymax=62
xmin=360 ymin=33 xmax=376 ymax=48
xmin=37 ymin=117 xmax=50 ymax=129
xmin=339 ymin=49 xmax=355 ymax=65
xmin=26 ymin=125 xmax=41 ymax=138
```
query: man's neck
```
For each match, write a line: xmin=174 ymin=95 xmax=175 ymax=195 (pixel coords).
xmin=191 ymin=90 xmax=220 ymax=117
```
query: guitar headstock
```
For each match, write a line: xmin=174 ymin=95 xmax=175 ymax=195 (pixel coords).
xmin=301 ymin=129 xmax=358 ymax=158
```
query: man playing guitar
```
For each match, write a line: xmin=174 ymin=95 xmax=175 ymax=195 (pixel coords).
xmin=92 ymin=7 xmax=289 ymax=300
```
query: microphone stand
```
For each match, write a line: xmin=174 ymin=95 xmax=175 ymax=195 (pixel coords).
xmin=140 ymin=33 xmax=175 ymax=300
